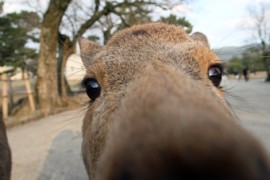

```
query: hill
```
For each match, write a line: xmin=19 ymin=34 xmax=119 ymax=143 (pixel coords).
xmin=213 ymin=44 xmax=259 ymax=62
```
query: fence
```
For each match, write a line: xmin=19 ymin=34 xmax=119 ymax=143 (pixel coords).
xmin=1 ymin=71 xmax=36 ymax=120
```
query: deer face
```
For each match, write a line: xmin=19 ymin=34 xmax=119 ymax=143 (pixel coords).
xmin=79 ymin=23 xmax=270 ymax=179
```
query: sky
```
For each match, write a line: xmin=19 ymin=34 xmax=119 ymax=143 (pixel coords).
xmin=2 ymin=0 xmax=270 ymax=49
xmin=173 ymin=0 xmax=270 ymax=48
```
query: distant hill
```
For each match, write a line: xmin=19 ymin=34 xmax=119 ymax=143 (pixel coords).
xmin=213 ymin=44 xmax=259 ymax=62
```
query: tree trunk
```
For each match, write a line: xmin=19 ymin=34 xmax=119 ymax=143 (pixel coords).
xmin=36 ymin=0 xmax=71 ymax=115
xmin=7 ymin=74 xmax=14 ymax=108
xmin=262 ymin=55 xmax=270 ymax=81
xmin=59 ymin=37 xmax=74 ymax=98
xmin=61 ymin=48 xmax=74 ymax=97
xmin=103 ymin=28 xmax=113 ymax=44
xmin=262 ymin=42 xmax=270 ymax=82
xmin=58 ymin=34 xmax=74 ymax=101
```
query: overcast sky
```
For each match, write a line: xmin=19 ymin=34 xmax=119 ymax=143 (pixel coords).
xmin=3 ymin=0 xmax=270 ymax=49
xmin=174 ymin=0 xmax=270 ymax=49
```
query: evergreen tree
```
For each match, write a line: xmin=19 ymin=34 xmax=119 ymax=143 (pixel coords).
xmin=0 ymin=11 xmax=39 ymax=69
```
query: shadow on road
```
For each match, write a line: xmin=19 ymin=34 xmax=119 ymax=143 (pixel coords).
xmin=37 ymin=130 xmax=88 ymax=180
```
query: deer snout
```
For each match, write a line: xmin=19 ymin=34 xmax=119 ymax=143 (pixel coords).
xmin=95 ymin=64 xmax=270 ymax=180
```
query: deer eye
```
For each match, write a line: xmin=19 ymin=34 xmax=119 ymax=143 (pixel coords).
xmin=82 ymin=78 xmax=101 ymax=101
xmin=208 ymin=65 xmax=222 ymax=87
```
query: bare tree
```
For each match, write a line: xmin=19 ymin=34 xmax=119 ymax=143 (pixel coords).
xmin=248 ymin=3 xmax=270 ymax=81
xmin=36 ymin=0 xmax=71 ymax=115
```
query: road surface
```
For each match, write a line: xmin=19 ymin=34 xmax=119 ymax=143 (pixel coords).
xmin=8 ymin=109 xmax=88 ymax=180
xmin=7 ymin=79 xmax=270 ymax=180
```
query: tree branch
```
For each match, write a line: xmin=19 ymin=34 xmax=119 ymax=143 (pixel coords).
xmin=74 ymin=0 xmax=166 ymax=44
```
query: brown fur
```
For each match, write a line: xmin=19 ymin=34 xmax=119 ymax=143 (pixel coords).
xmin=79 ymin=23 xmax=270 ymax=179
xmin=0 ymin=112 xmax=12 ymax=180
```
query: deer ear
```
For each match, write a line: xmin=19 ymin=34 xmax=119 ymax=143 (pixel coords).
xmin=190 ymin=32 xmax=210 ymax=48
xmin=77 ymin=38 xmax=102 ymax=68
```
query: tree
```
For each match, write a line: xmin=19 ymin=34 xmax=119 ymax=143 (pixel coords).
xmin=227 ymin=47 xmax=266 ymax=74
xmin=92 ymin=2 xmax=153 ymax=44
xmin=0 ymin=11 xmax=38 ymax=69
xmin=247 ymin=3 xmax=270 ymax=81
xmin=227 ymin=56 xmax=242 ymax=74
xmin=241 ymin=47 xmax=265 ymax=72
xmin=92 ymin=4 xmax=193 ymax=44
xmin=160 ymin=15 xmax=192 ymax=33
xmin=36 ymin=0 xmax=71 ymax=115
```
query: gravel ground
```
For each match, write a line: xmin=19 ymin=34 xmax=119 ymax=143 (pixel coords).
xmin=7 ymin=78 xmax=270 ymax=180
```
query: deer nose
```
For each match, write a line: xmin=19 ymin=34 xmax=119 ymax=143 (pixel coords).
xmin=96 ymin=64 xmax=270 ymax=179
xmin=97 ymin=110 xmax=270 ymax=180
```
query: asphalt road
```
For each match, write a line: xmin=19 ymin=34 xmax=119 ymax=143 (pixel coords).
xmin=223 ymin=78 xmax=270 ymax=152
xmin=7 ymin=109 xmax=89 ymax=180
xmin=7 ymin=78 xmax=270 ymax=180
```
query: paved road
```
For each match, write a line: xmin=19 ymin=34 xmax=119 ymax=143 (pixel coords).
xmin=7 ymin=79 xmax=270 ymax=180
xmin=8 ymin=109 xmax=89 ymax=180
xmin=222 ymin=78 xmax=270 ymax=152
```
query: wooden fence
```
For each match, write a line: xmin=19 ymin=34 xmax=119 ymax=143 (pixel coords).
xmin=1 ymin=71 xmax=36 ymax=120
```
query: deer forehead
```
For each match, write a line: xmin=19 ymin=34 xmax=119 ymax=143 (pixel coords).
xmin=86 ymin=43 xmax=219 ymax=86
xmin=81 ymin=23 xmax=221 ymax=92
xmin=87 ymin=23 xmax=218 ymax=69
xmin=106 ymin=23 xmax=190 ymax=47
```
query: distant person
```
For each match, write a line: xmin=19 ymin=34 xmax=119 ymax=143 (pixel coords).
xmin=233 ymin=69 xmax=239 ymax=80
xmin=243 ymin=67 xmax=249 ymax=82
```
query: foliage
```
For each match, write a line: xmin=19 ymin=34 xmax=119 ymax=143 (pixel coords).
xmin=0 ymin=11 xmax=39 ymax=69
xmin=227 ymin=47 xmax=265 ymax=74
xmin=159 ymin=15 xmax=193 ymax=33
xmin=227 ymin=56 xmax=242 ymax=74
xmin=241 ymin=47 xmax=265 ymax=71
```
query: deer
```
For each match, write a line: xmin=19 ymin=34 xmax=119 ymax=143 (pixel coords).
xmin=78 ymin=23 xmax=270 ymax=179
xmin=0 ymin=112 xmax=11 ymax=180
